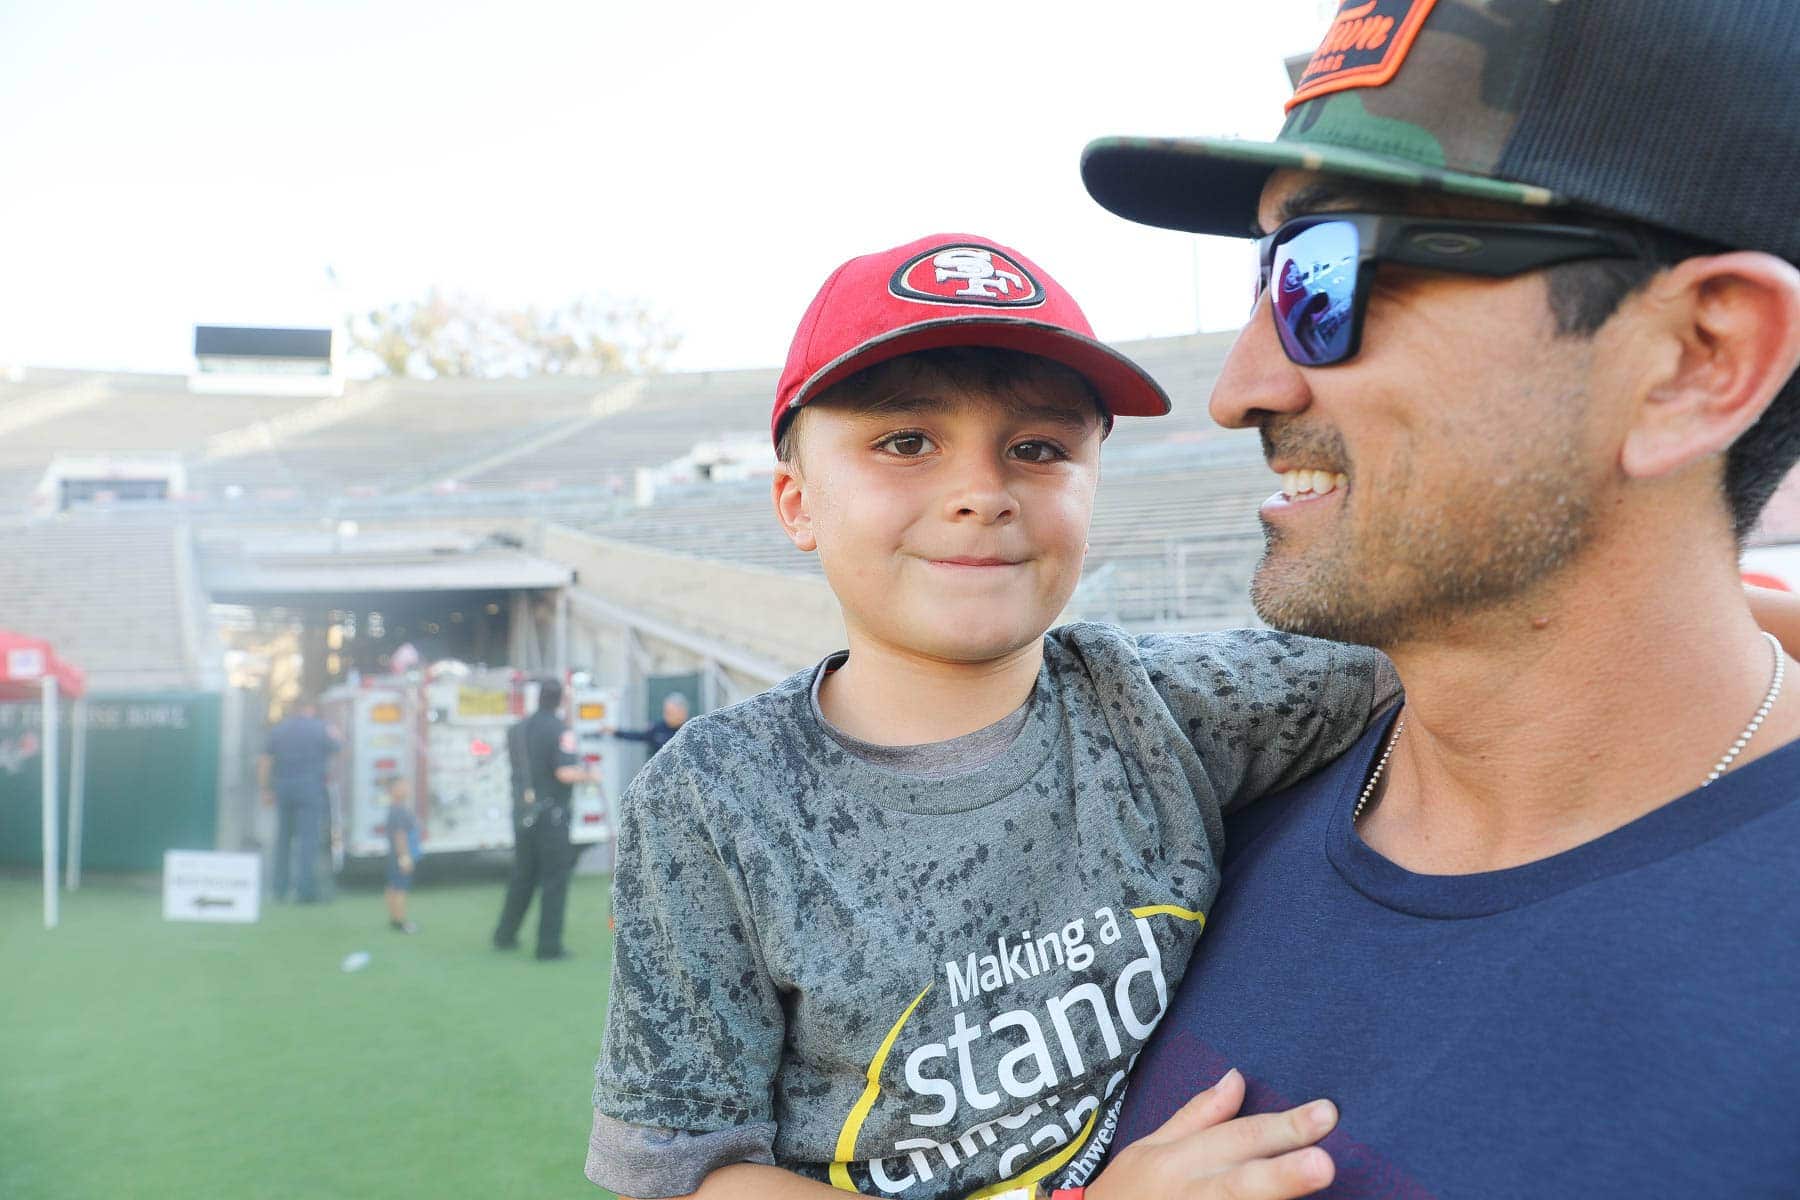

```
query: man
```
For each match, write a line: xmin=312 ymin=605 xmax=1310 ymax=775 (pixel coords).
xmin=604 ymin=691 xmax=689 ymax=761
xmin=1079 ymin=1 xmax=1800 ymax=1195
xmin=260 ymin=695 xmax=340 ymax=903
xmin=494 ymin=678 xmax=596 ymax=960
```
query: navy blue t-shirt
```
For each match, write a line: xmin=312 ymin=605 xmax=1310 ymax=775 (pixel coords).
xmin=1108 ymin=712 xmax=1800 ymax=1198
xmin=385 ymin=802 xmax=420 ymax=865
xmin=265 ymin=715 xmax=338 ymax=792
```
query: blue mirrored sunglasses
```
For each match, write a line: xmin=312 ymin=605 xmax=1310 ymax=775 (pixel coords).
xmin=1254 ymin=213 xmax=1648 ymax=368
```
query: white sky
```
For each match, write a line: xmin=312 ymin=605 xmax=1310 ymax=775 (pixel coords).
xmin=0 ymin=0 xmax=1337 ymax=376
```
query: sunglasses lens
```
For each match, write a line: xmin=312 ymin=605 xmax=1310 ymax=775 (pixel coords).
xmin=1271 ymin=220 xmax=1359 ymax=366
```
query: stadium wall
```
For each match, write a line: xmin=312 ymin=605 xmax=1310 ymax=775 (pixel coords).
xmin=545 ymin=523 xmax=847 ymax=676
xmin=0 ymin=692 xmax=221 ymax=871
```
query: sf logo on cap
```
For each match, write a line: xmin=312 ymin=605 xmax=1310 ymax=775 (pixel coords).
xmin=934 ymin=248 xmax=1023 ymax=298
xmin=889 ymin=243 xmax=1046 ymax=308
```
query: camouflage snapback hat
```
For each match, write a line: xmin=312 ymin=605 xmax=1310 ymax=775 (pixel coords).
xmin=1082 ymin=0 xmax=1800 ymax=262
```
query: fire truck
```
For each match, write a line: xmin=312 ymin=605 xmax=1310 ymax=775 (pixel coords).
xmin=323 ymin=665 xmax=623 ymax=861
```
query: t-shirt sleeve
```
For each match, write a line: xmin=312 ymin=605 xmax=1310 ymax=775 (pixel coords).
xmin=593 ymin=748 xmax=787 ymax=1140
xmin=1139 ymin=630 xmax=1399 ymax=812
xmin=584 ymin=1112 xmax=777 ymax=1197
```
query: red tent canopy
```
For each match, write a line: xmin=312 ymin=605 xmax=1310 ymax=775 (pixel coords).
xmin=0 ymin=630 xmax=85 ymax=701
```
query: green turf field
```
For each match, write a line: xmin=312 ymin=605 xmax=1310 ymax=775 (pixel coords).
xmin=0 ymin=869 xmax=619 ymax=1199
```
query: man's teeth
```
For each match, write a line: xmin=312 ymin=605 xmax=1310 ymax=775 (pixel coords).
xmin=1281 ymin=469 xmax=1349 ymax=497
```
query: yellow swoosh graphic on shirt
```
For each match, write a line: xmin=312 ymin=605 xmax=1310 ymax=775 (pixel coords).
xmin=828 ymin=901 xmax=1198 ymax=1191
xmin=829 ymin=983 xmax=933 ymax=1191
xmin=966 ymin=1106 xmax=1103 ymax=1198
xmin=1130 ymin=902 xmax=1207 ymax=924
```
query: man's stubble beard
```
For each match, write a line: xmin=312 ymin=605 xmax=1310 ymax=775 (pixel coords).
xmin=1249 ymin=413 xmax=1598 ymax=649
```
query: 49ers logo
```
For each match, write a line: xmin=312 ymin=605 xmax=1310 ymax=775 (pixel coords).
xmin=1288 ymin=0 xmax=1440 ymax=110
xmin=888 ymin=244 xmax=1046 ymax=308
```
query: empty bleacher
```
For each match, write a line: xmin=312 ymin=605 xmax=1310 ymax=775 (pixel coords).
xmin=188 ymin=374 xmax=619 ymax=498
xmin=0 ymin=333 xmax=1279 ymax=635
xmin=0 ymin=371 xmax=319 ymax=466
xmin=0 ymin=332 xmax=1243 ymax=508
xmin=461 ymin=367 xmax=780 ymax=493
xmin=0 ymin=517 xmax=199 ymax=691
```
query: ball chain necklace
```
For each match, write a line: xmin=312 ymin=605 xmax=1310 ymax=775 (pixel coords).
xmin=1353 ymin=631 xmax=1786 ymax=824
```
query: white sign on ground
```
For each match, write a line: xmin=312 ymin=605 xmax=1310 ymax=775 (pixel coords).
xmin=163 ymin=851 xmax=261 ymax=923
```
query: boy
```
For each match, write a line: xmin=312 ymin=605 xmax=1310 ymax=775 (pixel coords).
xmin=587 ymin=235 xmax=1394 ymax=1199
xmin=382 ymin=775 xmax=420 ymax=934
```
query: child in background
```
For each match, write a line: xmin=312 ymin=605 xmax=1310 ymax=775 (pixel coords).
xmin=382 ymin=775 xmax=419 ymax=934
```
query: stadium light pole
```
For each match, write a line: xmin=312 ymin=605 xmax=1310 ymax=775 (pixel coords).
xmin=41 ymin=673 xmax=59 ymax=929
xmin=66 ymin=697 xmax=87 ymax=891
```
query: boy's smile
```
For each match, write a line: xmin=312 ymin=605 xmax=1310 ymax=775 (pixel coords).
xmin=774 ymin=371 xmax=1103 ymax=668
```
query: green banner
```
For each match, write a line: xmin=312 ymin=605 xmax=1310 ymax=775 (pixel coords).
xmin=0 ymin=693 xmax=221 ymax=872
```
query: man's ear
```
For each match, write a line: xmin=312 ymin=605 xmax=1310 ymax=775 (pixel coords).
xmin=1620 ymin=251 xmax=1800 ymax=480
xmin=772 ymin=463 xmax=817 ymax=552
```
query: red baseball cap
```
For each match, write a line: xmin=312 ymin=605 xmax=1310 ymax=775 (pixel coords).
xmin=772 ymin=232 xmax=1171 ymax=446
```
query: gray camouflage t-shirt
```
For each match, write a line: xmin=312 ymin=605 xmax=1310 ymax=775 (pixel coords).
xmin=591 ymin=623 xmax=1396 ymax=1197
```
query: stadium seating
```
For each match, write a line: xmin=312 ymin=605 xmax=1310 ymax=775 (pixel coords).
xmin=34 ymin=325 xmax=1800 ymax=655
xmin=0 ymin=517 xmax=199 ymax=690
xmin=460 ymin=367 xmax=780 ymax=493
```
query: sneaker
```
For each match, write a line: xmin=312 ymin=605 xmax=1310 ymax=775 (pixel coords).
xmin=493 ymin=936 xmax=519 ymax=951
xmin=391 ymin=920 xmax=418 ymax=934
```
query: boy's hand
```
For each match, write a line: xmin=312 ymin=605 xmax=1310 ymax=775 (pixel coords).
xmin=1086 ymin=1069 xmax=1336 ymax=1200
xmin=398 ymin=854 xmax=413 ymax=872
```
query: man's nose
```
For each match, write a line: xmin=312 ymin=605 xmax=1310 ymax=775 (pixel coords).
xmin=1210 ymin=291 xmax=1314 ymax=430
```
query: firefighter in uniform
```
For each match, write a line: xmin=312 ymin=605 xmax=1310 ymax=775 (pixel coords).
xmin=492 ymin=678 xmax=594 ymax=960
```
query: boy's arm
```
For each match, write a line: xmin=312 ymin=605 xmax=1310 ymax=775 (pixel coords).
xmin=1142 ymin=630 xmax=1398 ymax=812
xmin=1234 ymin=640 xmax=1399 ymax=807
xmin=590 ymin=754 xmax=789 ymax=1198
xmin=1747 ymin=585 xmax=1800 ymax=658
xmin=619 ymin=1072 xmax=1336 ymax=1200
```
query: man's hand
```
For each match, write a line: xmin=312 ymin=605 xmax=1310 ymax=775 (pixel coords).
xmin=261 ymin=787 xmax=276 ymax=809
xmin=1086 ymin=1069 xmax=1336 ymax=1200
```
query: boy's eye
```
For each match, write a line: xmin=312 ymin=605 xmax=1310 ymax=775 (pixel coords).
xmin=877 ymin=432 xmax=935 ymax=457
xmin=1010 ymin=440 xmax=1067 ymax=464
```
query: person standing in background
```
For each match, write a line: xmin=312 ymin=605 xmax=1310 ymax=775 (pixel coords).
xmin=383 ymin=774 xmax=420 ymax=934
xmin=494 ymin=679 xmax=596 ymax=960
xmin=604 ymin=691 xmax=689 ymax=762
xmin=260 ymin=695 xmax=340 ymax=904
